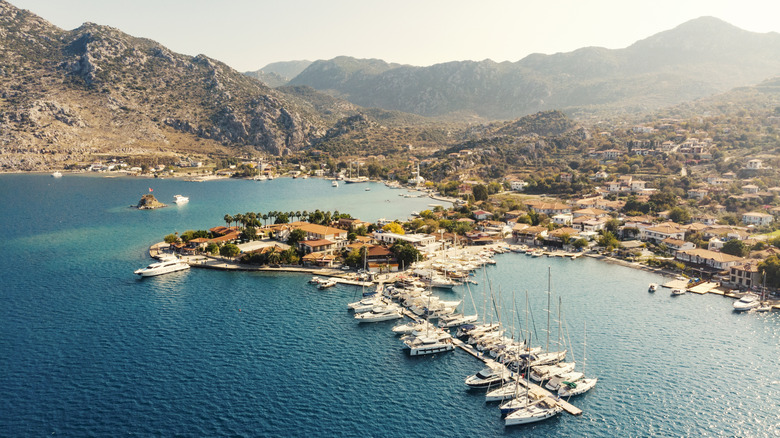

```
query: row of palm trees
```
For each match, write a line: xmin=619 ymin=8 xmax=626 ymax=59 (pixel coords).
xmin=223 ymin=209 xmax=345 ymax=229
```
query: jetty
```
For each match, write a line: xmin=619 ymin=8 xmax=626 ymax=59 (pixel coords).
xmin=397 ymin=304 xmax=582 ymax=417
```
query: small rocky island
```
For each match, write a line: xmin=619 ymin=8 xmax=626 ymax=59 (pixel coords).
xmin=136 ymin=194 xmax=166 ymax=210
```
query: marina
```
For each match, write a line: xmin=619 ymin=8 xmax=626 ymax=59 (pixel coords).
xmin=2 ymin=174 xmax=779 ymax=437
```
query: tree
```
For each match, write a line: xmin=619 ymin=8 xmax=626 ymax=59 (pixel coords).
xmin=205 ymin=242 xmax=219 ymax=255
xmin=241 ymin=226 xmax=257 ymax=241
xmin=275 ymin=213 xmax=289 ymax=224
xmin=598 ymin=231 xmax=620 ymax=250
xmin=382 ymin=222 xmax=405 ymax=235
xmin=286 ymin=228 xmax=307 ymax=247
xmin=164 ymin=234 xmax=179 ymax=244
xmin=668 ymin=207 xmax=691 ymax=224
xmin=604 ymin=219 xmax=621 ymax=234
xmin=391 ymin=241 xmax=422 ymax=268
xmin=572 ymin=238 xmax=588 ymax=249
xmin=721 ymin=239 xmax=748 ymax=257
xmin=220 ymin=243 xmax=241 ymax=259
xmin=472 ymin=184 xmax=488 ymax=201
xmin=223 ymin=214 xmax=233 ymax=228
xmin=758 ymin=256 xmax=780 ymax=288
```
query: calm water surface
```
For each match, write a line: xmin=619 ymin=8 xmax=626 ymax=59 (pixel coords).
xmin=1 ymin=174 xmax=778 ymax=437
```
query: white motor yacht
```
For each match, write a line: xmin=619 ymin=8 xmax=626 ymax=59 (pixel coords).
xmin=173 ymin=194 xmax=189 ymax=204
xmin=403 ymin=333 xmax=454 ymax=356
xmin=134 ymin=258 xmax=190 ymax=277
xmin=332 ymin=180 xmax=339 ymax=187
xmin=671 ymin=288 xmax=686 ymax=296
xmin=51 ymin=171 xmax=63 ymax=178
xmin=733 ymin=293 xmax=760 ymax=311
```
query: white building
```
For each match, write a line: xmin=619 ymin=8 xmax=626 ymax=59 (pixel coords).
xmin=742 ymin=212 xmax=773 ymax=226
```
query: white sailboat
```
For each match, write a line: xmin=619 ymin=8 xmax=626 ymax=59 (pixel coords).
xmin=558 ymin=321 xmax=598 ymax=397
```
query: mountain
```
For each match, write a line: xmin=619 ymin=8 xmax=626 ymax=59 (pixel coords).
xmin=0 ymin=1 xmax=326 ymax=170
xmin=287 ymin=17 xmax=780 ymax=120
xmin=244 ymin=60 xmax=312 ymax=87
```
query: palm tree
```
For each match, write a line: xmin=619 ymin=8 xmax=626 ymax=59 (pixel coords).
xmin=267 ymin=250 xmax=282 ymax=265
xmin=247 ymin=212 xmax=257 ymax=227
xmin=224 ymin=214 xmax=233 ymax=228
xmin=234 ymin=213 xmax=244 ymax=230
xmin=262 ymin=214 xmax=269 ymax=227
xmin=295 ymin=211 xmax=301 ymax=222
xmin=302 ymin=210 xmax=309 ymax=223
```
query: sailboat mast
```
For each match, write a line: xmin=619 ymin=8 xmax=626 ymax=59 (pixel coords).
xmin=546 ymin=266 xmax=551 ymax=352
xmin=583 ymin=321 xmax=587 ymax=377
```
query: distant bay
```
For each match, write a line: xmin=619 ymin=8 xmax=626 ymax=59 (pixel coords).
xmin=0 ymin=174 xmax=778 ymax=437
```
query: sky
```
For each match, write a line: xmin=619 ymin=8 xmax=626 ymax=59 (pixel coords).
xmin=9 ymin=0 xmax=780 ymax=73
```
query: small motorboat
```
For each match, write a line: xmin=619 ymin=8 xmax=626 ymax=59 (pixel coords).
xmin=648 ymin=283 xmax=657 ymax=293
xmin=671 ymin=288 xmax=686 ymax=296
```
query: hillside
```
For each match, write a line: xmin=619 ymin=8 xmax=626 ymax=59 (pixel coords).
xmin=287 ymin=17 xmax=780 ymax=120
xmin=244 ymin=60 xmax=312 ymax=87
xmin=0 ymin=0 xmax=326 ymax=170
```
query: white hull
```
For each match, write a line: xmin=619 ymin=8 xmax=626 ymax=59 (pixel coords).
xmin=134 ymin=260 xmax=190 ymax=277
xmin=558 ymin=377 xmax=598 ymax=397
xmin=504 ymin=400 xmax=562 ymax=426
xmin=733 ymin=294 xmax=760 ymax=311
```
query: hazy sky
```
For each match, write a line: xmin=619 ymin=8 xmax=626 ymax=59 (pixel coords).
xmin=10 ymin=0 xmax=780 ymax=72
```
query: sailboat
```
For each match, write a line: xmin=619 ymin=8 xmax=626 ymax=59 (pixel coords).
xmin=557 ymin=321 xmax=598 ymax=397
xmin=503 ymin=291 xmax=563 ymax=425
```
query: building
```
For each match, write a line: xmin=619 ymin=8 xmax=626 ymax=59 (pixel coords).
xmin=728 ymin=262 xmax=762 ymax=289
xmin=551 ymin=213 xmax=573 ymax=226
xmin=472 ymin=210 xmax=493 ymax=221
xmin=372 ymin=232 xmax=435 ymax=248
xmin=675 ymin=248 xmax=745 ymax=272
xmin=639 ymin=222 xmax=685 ymax=244
xmin=746 ymin=159 xmax=762 ymax=170
xmin=742 ymin=212 xmax=773 ymax=226
xmin=298 ymin=239 xmax=336 ymax=254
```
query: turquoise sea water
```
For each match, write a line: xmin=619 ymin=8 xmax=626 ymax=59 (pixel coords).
xmin=1 ymin=174 xmax=778 ymax=437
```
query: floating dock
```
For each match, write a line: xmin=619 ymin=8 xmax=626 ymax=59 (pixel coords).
xmin=399 ymin=307 xmax=582 ymax=416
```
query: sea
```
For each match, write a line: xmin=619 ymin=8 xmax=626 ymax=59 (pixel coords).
xmin=1 ymin=174 xmax=778 ymax=437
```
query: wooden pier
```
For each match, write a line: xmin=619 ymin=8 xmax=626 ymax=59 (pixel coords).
xmin=400 ymin=308 xmax=582 ymax=416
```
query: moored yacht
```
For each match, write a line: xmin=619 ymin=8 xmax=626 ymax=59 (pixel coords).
xmin=733 ymin=293 xmax=760 ymax=311
xmin=134 ymin=257 xmax=190 ymax=277
xmin=403 ymin=332 xmax=454 ymax=356
xmin=173 ymin=194 xmax=189 ymax=204
xmin=465 ymin=365 xmax=508 ymax=389
xmin=504 ymin=397 xmax=563 ymax=426
xmin=648 ymin=283 xmax=657 ymax=292
xmin=51 ymin=171 xmax=63 ymax=178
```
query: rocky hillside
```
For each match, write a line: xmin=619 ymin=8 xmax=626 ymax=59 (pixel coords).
xmin=0 ymin=1 xmax=326 ymax=170
xmin=287 ymin=17 xmax=780 ymax=120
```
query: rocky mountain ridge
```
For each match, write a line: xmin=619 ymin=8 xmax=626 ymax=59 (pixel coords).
xmin=285 ymin=17 xmax=780 ymax=119
xmin=0 ymin=0 xmax=329 ymax=170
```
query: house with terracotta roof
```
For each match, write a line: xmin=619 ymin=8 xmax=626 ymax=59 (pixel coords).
xmin=639 ymin=222 xmax=685 ymax=244
xmin=302 ymin=252 xmax=339 ymax=267
xmin=661 ymin=237 xmax=695 ymax=252
xmin=727 ymin=262 xmax=762 ymax=289
xmin=472 ymin=210 xmax=493 ymax=221
xmin=514 ymin=226 xmax=547 ymax=245
xmin=675 ymin=248 xmax=745 ymax=272
xmin=298 ymin=239 xmax=336 ymax=254
xmin=742 ymin=212 xmax=773 ymax=226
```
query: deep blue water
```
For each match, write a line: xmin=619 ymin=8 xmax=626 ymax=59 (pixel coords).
xmin=1 ymin=174 xmax=778 ymax=437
